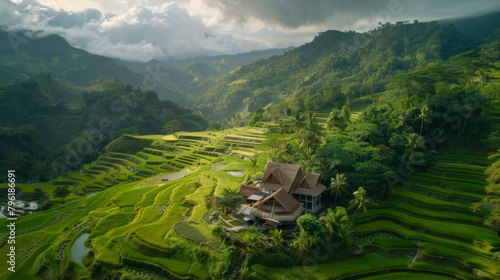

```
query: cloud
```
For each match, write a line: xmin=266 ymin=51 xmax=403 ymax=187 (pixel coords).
xmin=1 ymin=0 xmax=267 ymax=62
xmin=197 ymin=0 xmax=500 ymax=30
xmin=2 ymin=0 xmax=500 ymax=62
xmin=47 ymin=9 xmax=102 ymax=28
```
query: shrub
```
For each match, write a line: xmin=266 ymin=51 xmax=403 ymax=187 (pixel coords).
xmin=256 ymin=253 xmax=294 ymax=267
xmin=193 ymin=247 xmax=209 ymax=262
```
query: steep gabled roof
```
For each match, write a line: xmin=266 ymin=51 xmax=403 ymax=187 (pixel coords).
xmin=239 ymin=184 xmax=261 ymax=198
xmin=254 ymin=188 xmax=301 ymax=212
xmin=292 ymin=172 xmax=318 ymax=190
xmin=261 ymin=162 xmax=302 ymax=192
xmin=294 ymin=183 xmax=327 ymax=196
xmin=303 ymin=172 xmax=320 ymax=187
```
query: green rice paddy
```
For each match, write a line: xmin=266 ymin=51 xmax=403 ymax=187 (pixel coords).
xmin=0 ymin=125 xmax=498 ymax=279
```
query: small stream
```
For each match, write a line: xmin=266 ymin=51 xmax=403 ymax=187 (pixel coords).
xmin=70 ymin=233 xmax=90 ymax=266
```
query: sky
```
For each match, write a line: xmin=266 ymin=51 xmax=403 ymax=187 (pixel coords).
xmin=2 ymin=0 xmax=500 ymax=62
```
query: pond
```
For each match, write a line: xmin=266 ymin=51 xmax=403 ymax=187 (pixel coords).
xmin=227 ymin=171 xmax=244 ymax=177
xmin=0 ymin=206 xmax=6 ymax=218
xmin=71 ymin=232 xmax=90 ymax=266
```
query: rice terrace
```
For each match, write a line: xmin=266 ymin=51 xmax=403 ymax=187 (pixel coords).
xmin=1 ymin=120 xmax=500 ymax=279
xmin=1 ymin=2 xmax=500 ymax=280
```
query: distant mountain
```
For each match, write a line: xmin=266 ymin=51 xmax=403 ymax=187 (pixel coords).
xmin=191 ymin=21 xmax=478 ymax=119
xmin=115 ymin=47 xmax=293 ymax=74
xmin=441 ymin=11 xmax=500 ymax=38
xmin=113 ymin=47 xmax=294 ymax=105
xmin=0 ymin=29 xmax=143 ymax=86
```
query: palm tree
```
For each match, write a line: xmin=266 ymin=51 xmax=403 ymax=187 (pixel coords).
xmin=327 ymin=108 xmax=344 ymax=130
xmin=249 ymin=153 xmax=259 ymax=177
xmin=299 ymin=128 xmax=323 ymax=156
xmin=290 ymin=110 xmax=305 ymax=134
xmin=348 ymin=187 xmax=374 ymax=225
xmin=268 ymin=228 xmax=284 ymax=250
xmin=278 ymin=118 xmax=289 ymax=134
xmin=319 ymin=206 xmax=349 ymax=241
xmin=396 ymin=109 xmax=411 ymax=132
xmin=329 ymin=173 xmax=349 ymax=204
xmin=244 ymin=227 xmax=264 ymax=256
xmin=406 ymin=133 xmax=425 ymax=168
xmin=299 ymin=114 xmax=324 ymax=156
xmin=416 ymin=106 xmax=432 ymax=135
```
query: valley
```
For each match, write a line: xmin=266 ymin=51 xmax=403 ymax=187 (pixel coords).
xmin=0 ymin=8 xmax=499 ymax=280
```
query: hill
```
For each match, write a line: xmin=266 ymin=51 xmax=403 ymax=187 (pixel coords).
xmin=441 ymin=11 xmax=500 ymax=38
xmin=188 ymin=21 xmax=479 ymax=119
xmin=0 ymin=76 xmax=209 ymax=182
xmin=0 ymin=29 xmax=143 ymax=86
xmin=114 ymin=48 xmax=293 ymax=105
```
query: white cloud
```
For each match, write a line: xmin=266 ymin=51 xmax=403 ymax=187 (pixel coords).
xmin=2 ymin=0 xmax=500 ymax=62
xmin=1 ymin=0 xmax=268 ymax=62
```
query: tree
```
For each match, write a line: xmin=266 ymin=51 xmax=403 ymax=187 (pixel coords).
xmin=329 ymin=173 xmax=349 ymax=204
xmin=297 ymin=213 xmax=323 ymax=236
xmin=327 ymin=108 xmax=345 ymax=130
xmin=471 ymin=150 xmax=500 ymax=230
xmin=268 ymin=228 xmax=284 ymax=250
xmin=416 ymin=105 xmax=431 ymax=135
xmin=291 ymin=213 xmax=322 ymax=256
xmin=348 ymin=187 xmax=374 ymax=225
xmin=243 ymin=226 xmax=265 ymax=256
xmin=396 ymin=109 xmax=412 ymax=132
xmin=458 ymin=94 xmax=482 ymax=138
xmin=248 ymin=153 xmax=259 ymax=177
xmin=53 ymin=185 xmax=71 ymax=202
xmin=216 ymin=188 xmax=244 ymax=214
xmin=340 ymin=104 xmax=351 ymax=124
xmin=290 ymin=231 xmax=319 ymax=257
xmin=289 ymin=110 xmax=305 ymax=134
xmin=319 ymin=206 xmax=349 ymax=242
xmin=406 ymin=133 xmax=425 ymax=168
xmin=277 ymin=118 xmax=290 ymax=133
xmin=298 ymin=113 xmax=324 ymax=156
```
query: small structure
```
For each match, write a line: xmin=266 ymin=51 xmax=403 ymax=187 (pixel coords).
xmin=238 ymin=162 xmax=326 ymax=228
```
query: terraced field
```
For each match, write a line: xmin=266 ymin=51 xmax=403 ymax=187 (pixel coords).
xmin=2 ymin=121 xmax=498 ymax=279
xmin=0 ymin=127 xmax=269 ymax=279
xmin=252 ymin=149 xmax=500 ymax=279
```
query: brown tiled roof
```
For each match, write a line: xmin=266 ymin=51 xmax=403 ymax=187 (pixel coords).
xmin=303 ymin=172 xmax=320 ymax=187
xmin=239 ymin=162 xmax=326 ymax=222
xmin=294 ymin=183 xmax=327 ymax=197
xmin=250 ymin=189 xmax=305 ymax=222
xmin=261 ymin=162 xmax=302 ymax=193
xmin=239 ymin=184 xmax=260 ymax=198
xmin=292 ymin=172 xmax=325 ymax=196
xmin=255 ymin=188 xmax=301 ymax=211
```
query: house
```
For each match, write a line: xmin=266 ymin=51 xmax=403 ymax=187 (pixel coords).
xmin=238 ymin=162 xmax=326 ymax=227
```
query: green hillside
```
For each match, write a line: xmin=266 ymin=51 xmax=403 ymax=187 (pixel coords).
xmin=189 ymin=21 xmax=480 ymax=119
xmin=0 ymin=76 xmax=209 ymax=182
xmin=0 ymin=30 xmax=143 ymax=86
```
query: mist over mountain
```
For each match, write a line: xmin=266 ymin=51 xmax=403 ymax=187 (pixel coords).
xmin=441 ymin=11 xmax=500 ymax=38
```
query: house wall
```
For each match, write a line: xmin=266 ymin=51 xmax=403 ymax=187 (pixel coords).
xmin=294 ymin=194 xmax=322 ymax=213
